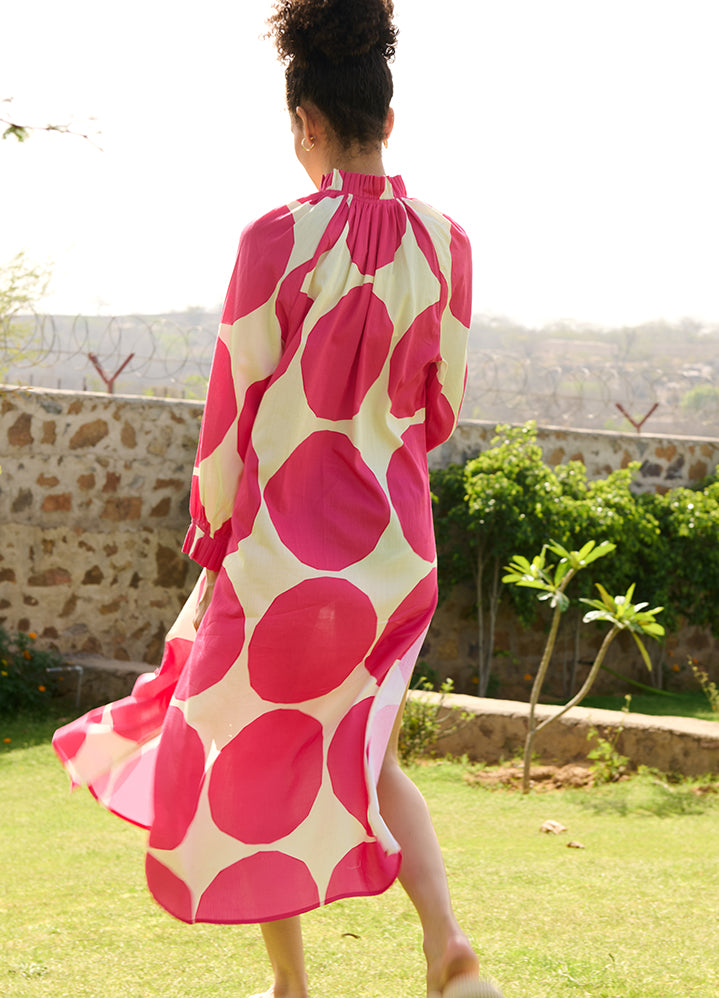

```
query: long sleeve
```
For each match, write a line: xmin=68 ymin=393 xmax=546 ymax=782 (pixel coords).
xmin=182 ymin=210 xmax=292 ymax=569
xmin=425 ymin=220 xmax=472 ymax=451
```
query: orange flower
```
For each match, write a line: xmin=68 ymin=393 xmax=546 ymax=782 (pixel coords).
xmin=672 ymin=664 xmax=680 ymax=673
xmin=23 ymin=649 xmax=31 ymax=660
xmin=28 ymin=632 xmax=37 ymax=640
xmin=524 ymin=673 xmax=533 ymax=682
xmin=37 ymin=685 xmax=47 ymax=692
xmin=3 ymin=738 xmax=11 ymax=744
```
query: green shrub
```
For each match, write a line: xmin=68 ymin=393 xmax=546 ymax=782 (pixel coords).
xmin=399 ymin=677 xmax=465 ymax=764
xmin=0 ymin=628 xmax=65 ymax=715
xmin=431 ymin=421 xmax=719 ymax=696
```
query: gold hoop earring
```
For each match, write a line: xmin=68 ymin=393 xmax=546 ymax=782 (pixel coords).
xmin=383 ymin=138 xmax=389 ymax=149
xmin=301 ymin=136 xmax=315 ymax=152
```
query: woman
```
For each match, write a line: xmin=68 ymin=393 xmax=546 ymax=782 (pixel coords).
xmin=54 ymin=2 xmax=504 ymax=996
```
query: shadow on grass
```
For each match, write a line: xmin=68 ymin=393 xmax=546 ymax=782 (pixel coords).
xmin=570 ymin=769 xmax=719 ymax=818
xmin=0 ymin=701 xmax=82 ymax=753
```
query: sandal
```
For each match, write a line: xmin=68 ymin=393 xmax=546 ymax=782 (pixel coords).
xmin=429 ymin=974 xmax=506 ymax=998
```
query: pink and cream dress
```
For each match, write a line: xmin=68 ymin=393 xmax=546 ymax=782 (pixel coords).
xmin=53 ymin=169 xmax=472 ymax=924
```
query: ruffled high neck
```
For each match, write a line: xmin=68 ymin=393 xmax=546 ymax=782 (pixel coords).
xmin=320 ymin=168 xmax=406 ymax=200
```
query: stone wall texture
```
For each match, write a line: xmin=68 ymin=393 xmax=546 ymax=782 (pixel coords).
xmin=2 ymin=388 xmax=718 ymax=690
xmin=1 ymin=387 xmax=203 ymax=662
xmin=430 ymin=419 xmax=719 ymax=492
xmin=427 ymin=693 xmax=719 ymax=776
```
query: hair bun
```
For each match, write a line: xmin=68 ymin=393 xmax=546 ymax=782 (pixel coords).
xmin=270 ymin=0 xmax=397 ymax=66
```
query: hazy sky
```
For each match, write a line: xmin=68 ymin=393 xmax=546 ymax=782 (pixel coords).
xmin=3 ymin=0 xmax=719 ymax=326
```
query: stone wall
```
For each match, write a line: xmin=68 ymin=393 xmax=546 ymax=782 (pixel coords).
xmin=0 ymin=386 xmax=202 ymax=662
xmin=429 ymin=693 xmax=719 ymax=777
xmin=2 ymin=387 xmax=718 ymax=686
xmin=430 ymin=420 xmax=719 ymax=492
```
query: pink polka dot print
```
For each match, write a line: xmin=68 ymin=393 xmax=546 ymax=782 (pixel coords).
xmin=388 ymin=304 xmax=441 ymax=419
xmin=326 ymin=841 xmax=400 ymax=904
xmin=248 ymin=577 xmax=377 ymax=703
xmin=208 ymin=710 xmax=323 ymax=842
xmin=149 ymin=706 xmax=206 ymax=851
xmin=301 ymin=284 xmax=394 ymax=420
xmin=197 ymin=338 xmax=237 ymax=462
xmin=222 ymin=207 xmax=295 ymax=322
xmin=197 ymin=852 xmax=320 ymax=924
xmin=265 ymin=431 xmax=391 ymax=570
xmin=327 ymin=698 xmax=373 ymax=832
xmin=52 ymin=169 xmax=471 ymax=926
xmin=366 ymin=568 xmax=438 ymax=681
xmin=146 ymin=854 xmax=195 ymax=924
xmin=386 ymin=423 xmax=436 ymax=561
xmin=176 ymin=568 xmax=245 ymax=700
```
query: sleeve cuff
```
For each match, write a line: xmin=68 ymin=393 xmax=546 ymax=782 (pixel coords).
xmin=182 ymin=521 xmax=230 ymax=571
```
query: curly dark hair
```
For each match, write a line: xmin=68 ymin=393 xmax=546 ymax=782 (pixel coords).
xmin=267 ymin=0 xmax=398 ymax=149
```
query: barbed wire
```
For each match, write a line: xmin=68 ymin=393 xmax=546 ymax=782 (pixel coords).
xmin=462 ymin=348 xmax=719 ymax=435
xmin=1 ymin=313 xmax=217 ymax=397
xmin=1 ymin=313 xmax=718 ymax=435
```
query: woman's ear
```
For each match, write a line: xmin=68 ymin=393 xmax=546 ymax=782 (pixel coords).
xmin=296 ymin=105 xmax=320 ymax=147
xmin=383 ymin=107 xmax=395 ymax=145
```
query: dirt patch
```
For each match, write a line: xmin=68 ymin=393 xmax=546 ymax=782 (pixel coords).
xmin=690 ymin=783 xmax=719 ymax=796
xmin=465 ymin=763 xmax=597 ymax=791
xmin=465 ymin=764 xmax=719 ymax=795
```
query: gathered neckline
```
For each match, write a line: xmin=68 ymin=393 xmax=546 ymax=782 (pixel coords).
xmin=320 ymin=168 xmax=406 ymax=200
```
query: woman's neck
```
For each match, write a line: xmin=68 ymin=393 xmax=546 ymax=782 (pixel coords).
xmin=323 ymin=142 xmax=386 ymax=179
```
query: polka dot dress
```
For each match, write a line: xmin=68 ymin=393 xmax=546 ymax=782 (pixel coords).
xmin=53 ymin=170 xmax=472 ymax=924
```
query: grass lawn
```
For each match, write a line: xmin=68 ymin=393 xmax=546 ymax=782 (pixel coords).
xmin=2 ymin=710 xmax=718 ymax=998
xmin=575 ymin=690 xmax=718 ymax=723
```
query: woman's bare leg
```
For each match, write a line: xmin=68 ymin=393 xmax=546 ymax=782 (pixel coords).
xmin=377 ymin=687 xmax=480 ymax=995
xmin=254 ymin=916 xmax=309 ymax=998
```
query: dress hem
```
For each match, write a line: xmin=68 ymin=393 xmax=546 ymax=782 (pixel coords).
xmin=150 ymin=856 xmax=403 ymax=925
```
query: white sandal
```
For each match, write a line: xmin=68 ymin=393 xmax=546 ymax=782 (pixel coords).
xmin=430 ymin=974 xmax=505 ymax=998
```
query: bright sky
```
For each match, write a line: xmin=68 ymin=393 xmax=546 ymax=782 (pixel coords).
xmin=2 ymin=0 xmax=719 ymax=327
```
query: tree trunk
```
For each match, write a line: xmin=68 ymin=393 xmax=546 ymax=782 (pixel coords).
xmin=475 ymin=547 xmax=485 ymax=695
xmin=481 ymin=557 xmax=501 ymax=697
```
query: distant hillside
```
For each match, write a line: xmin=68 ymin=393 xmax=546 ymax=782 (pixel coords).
xmin=3 ymin=310 xmax=718 ymax=436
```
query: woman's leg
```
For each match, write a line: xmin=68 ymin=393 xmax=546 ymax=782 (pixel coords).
xmin=376 ymin=687 xmax=480 ymax=996
xmin=253 ymin=916 xmax=309 ymax=998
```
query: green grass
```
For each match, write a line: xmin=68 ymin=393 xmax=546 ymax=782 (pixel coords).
xmin=2 ymin=711 xmax=719 ymax=997
xmin=575 ymin=690 xmax=718 ymax=722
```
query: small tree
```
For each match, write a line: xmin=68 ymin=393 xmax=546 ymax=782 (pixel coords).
xmin=0 ymin=251 xmax=51 ymax=380
xmin=503 ymin=540 xmax=665 ymax=793
xmin=432 ymin=422 xmax=563 ymax=695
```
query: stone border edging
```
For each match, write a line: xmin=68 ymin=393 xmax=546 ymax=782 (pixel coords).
xmin=58 ymin=657 xmax=718 ymax=777
xmin=415 ymin=691 xmax=719 ymax=777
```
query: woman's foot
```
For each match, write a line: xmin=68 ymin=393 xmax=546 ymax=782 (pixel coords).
xmin=438 ymin=977 xmax=505 ymax=998
xmin=425 ymin=931 xmax=480 ymax=995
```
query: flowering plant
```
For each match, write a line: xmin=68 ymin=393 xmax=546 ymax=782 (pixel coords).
xmin=0 ymin=628 xmax=66 ymax=715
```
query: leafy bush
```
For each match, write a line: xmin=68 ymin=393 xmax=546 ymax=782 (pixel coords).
xmin=399 ymin=677 xmax=466 ymax=764
xmin=691 ymin=661 xmax=719 ymax=715
xmin=587 ymin=696 xmax=632 ymax=785
xmin=431 ymin=421 xmax=719 ymax=696
xmin=0 ymin=628 xmax=65 ymax=715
